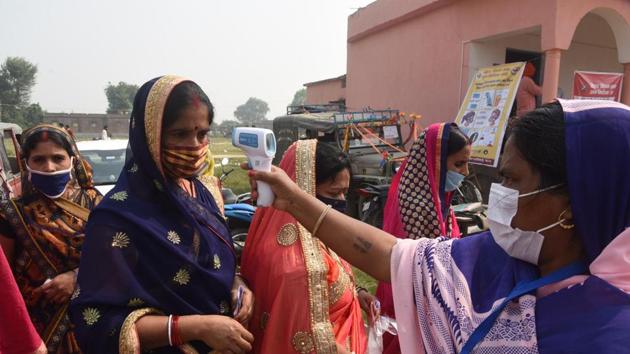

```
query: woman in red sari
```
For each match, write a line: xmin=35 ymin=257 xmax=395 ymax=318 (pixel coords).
xmin=375 ymin=123 xmax=471 ymax=353
xmin=241 ymin=140 xmax=370 ymax=354
xmin=0 ymin=250 xmax=46 ymax=353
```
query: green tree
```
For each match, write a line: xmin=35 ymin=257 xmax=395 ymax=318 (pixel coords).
xmin=21 ymin=103 xmax=44 ymax=127
xmin=233 ymin=97 xmax=269 ymax=124
xmin=0 ymin=57 xmax=38 ymax=123
xmin=290 ymin=88 xmax=306 ymax=106
xmin=215 ymin=119 xmax=240 ymax=136
xmin=0 ymin=57 xmax=39 ymax=126
xmin=105 ymin=82 xmax=138 ymax=114
xmin=219 ymin=120 xmax=239 ymax=129
xmin=0 ymin=103 xmax=44 ymax=128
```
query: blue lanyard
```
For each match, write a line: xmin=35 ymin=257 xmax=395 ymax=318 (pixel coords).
xmin=461 ymin=261 xmax=587 ymax=354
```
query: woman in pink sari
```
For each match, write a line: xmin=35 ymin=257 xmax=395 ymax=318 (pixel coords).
xmin=376 ymin=123 xmax=471 ymax=353
xmin=241 ymin=140 xmax=369 ymax=354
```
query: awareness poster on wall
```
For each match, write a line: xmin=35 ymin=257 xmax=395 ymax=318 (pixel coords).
xmin=572 ymin=71 xmax=623 ymax=101
xmin=455 ymin=62 xmax=525 ymax=167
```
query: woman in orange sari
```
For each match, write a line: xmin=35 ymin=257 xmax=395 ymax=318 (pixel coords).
xmin=241 ymin=140 xmax=369 ymax=354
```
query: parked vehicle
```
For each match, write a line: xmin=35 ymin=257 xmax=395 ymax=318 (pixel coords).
xmin=224 ymin=203 xmax=254 ymax=259
xmin=356 ymin=182 xmax=390 ymax=229
xmin=218 ymin=158 xmax=255 ymax=259
xmin=0 ymin=122 xmax=23 ymax=198
xmin=218 ymin=158 xmax=252 ymax=204
xmin=452 ymin=202 xmax=487 ymax=236
xmin=76 ymin=139 xmax=128 ymax=195
xmin=272 ymin=112 xmax=338 ymax=165
xmin=272 ymin=110 xmax=408 ymax=220
xmin=452 ymin=173 xmax=488 ymax=236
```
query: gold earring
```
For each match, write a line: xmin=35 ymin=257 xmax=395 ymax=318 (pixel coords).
xmin=558 ymin=209 xmax=575 ymax=230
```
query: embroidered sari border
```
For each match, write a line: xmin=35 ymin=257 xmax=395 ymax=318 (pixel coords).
xmin=144 ymin=75 xmax=188 ymax=178
xmin=41 ymin=302 xmax=71 ymax=352
xmin=295 ymin=140 xmax=336 ymax=353
xmin=119 ymin=307 xmax=162 ymax=354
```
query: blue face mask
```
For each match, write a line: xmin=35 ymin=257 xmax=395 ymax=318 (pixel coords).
xmin=26 ymin=158 xmax=73 ymax=199
xmin=316 ymin=195 xmax=347 ymax=213
xmin=444 ymin=170 xmax=465 ymax=192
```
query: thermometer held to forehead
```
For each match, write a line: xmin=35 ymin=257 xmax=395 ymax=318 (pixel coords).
xmin=232 ymin=127 xmax=277 ymax=207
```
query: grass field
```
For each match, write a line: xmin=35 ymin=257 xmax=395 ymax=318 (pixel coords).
xmin=353 ymin=267 xmax=377 ymax=294
xmin=209 ymin=136 xmax=245 ymax=156
xmin=209 ymin=137 xmax=250 ymax=195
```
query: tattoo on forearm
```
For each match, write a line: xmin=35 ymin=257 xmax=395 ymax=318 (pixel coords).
xmin=352 ymin=237 xmax=373 ymax=254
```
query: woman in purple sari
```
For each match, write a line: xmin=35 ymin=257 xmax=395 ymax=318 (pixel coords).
xmin=247 ymin=99 xmax=630 ymax=353
xmin=70 ymin=76 xmax=254 ymax=353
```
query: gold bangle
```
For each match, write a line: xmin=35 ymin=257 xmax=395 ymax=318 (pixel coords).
xmin=311 ymin=205 xmax=332 ymax=238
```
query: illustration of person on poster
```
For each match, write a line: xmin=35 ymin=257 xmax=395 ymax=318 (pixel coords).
xmin=455 ymin=62 xmax=525 ymax=167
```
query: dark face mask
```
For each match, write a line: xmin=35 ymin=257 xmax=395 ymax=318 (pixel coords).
xmin=316 ymin=194 xmax=347 ymax=213
xmin=26 ymin=157 xmax=74 ymax=199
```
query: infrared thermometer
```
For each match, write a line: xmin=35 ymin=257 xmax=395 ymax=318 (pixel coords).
xmin=233 ymin=285 xmax=244 ymax=316
xmin=232 ymin=127 xmax=276 ymax=207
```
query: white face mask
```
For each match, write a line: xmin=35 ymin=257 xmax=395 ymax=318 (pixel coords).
xmin=488 ymin=183 xmax=565 ymax=265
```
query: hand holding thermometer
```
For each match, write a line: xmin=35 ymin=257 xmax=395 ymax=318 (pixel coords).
xmin=232 ymin=127 xmax=276 ymax=206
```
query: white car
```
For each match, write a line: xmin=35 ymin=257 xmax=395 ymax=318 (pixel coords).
xmin=76 ymin=139 xmax=128 ymax=195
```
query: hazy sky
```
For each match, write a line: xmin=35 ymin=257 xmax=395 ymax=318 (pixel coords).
xmin=0 ymin=0 xmax=373 ymax=122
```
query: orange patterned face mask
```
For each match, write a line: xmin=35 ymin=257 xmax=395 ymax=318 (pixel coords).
xmin=162 ymin=143 xmax=209 ymax=179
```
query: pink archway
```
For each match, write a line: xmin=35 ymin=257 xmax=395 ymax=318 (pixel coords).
xmin=541 ymin=2 xmax=630 ymax=104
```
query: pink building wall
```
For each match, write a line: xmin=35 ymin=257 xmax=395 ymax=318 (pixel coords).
xmin=304 ymin=76 xmax=346 ymax=105
xmin=344 ymin=0 xmax=630 ymax=126
xmin=465 ymin=14 xmax=622 ymax=100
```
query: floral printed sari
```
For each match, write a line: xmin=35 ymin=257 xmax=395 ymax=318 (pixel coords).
xmin=0 ymin=124 xmax=101 ymax=353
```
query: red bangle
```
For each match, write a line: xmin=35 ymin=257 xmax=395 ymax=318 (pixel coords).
xmin=171 ymin=315 xmax=183 ymax=346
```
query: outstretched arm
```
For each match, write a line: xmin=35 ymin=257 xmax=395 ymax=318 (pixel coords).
xmin=248 ymin=166 xmax=397 ymax=281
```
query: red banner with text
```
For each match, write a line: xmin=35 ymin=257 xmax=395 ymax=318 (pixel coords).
xmin=572 ymin=71 xmax=623 ymax=101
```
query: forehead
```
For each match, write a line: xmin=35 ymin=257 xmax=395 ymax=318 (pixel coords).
xmin=452 ymin=144 xmax=471 ymax=159
xmin=327 ymin=169 xmax=350 ymax=187
xmin=166 ymin=104 xmax=210 ymax=130
xmin=29 ymin=140 xmax=68 ymax=155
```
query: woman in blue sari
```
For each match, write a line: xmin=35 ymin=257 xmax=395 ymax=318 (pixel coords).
xmin=247 ymin=99 xmax=630 ymax=353
xmin=70 ymin=76 xmax=254 ymax=353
